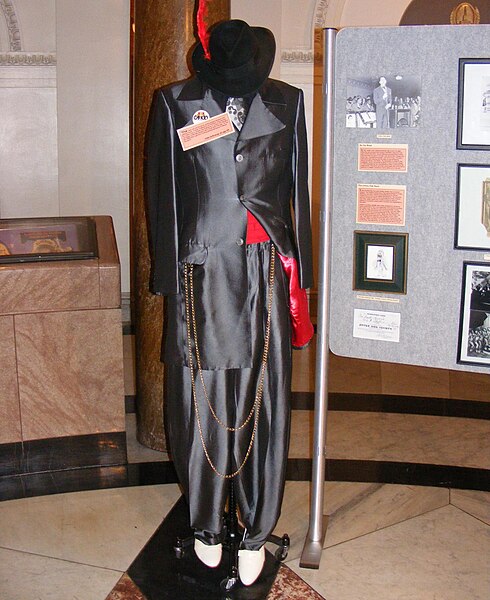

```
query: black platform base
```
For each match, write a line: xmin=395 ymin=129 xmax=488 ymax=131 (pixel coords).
xmin=128 ymin=496 xmax=282 ymax=600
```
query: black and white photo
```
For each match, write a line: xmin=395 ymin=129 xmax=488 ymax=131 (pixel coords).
xmin=457 ymin=58 xmax=490 ymax=149
xmin=455 ymin=163 xmax=490 ymax=250
xmin=346 ymin=75 xmax=421 ymax=129
xmin=366 ymin=245 xmax=394 ymax=280
xmin=458 ymin=262 xmax=490 ymax=365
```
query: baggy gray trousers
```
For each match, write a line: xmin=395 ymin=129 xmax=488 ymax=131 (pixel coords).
xmin=164 ymin=242 xmax=292 ymax=550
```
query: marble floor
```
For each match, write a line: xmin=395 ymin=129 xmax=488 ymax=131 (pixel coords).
xmin=0 ymin=333 xmax=489 ymax=599
xmin=0 ymin=480 xmax=488 ymax=599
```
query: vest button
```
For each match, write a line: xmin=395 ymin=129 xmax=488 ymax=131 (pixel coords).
xmin=239 ymin=194 xmax=245 ymax=201
xmin=236 ymin=238 xmax=244 ymax=246
xmin=236 ymin=154 xmax=244 ymax=162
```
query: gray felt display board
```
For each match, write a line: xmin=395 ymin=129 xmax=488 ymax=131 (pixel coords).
xmin=329 ymin=24 xmax=490 ymax=373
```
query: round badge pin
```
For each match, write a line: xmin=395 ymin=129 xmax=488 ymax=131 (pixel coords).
xmin=192 ymin=110 xmax=210 ymax=124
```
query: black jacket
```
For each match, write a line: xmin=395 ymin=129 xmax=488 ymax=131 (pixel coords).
xmin=145 ymin=76 xmax=313 ymax=367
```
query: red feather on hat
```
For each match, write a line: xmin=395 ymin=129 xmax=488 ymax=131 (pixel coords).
xmin=197 ymin=0 xmax=211 ymax=59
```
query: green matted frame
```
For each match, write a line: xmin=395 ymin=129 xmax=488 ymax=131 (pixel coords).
xmin=353 ymin=230 xmax=408 ymax=294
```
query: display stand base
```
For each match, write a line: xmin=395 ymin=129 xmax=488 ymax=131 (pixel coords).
xmin=299 ymin=517 xmax=329 ymax=569
xmin=128 ymin=496 xmax=283 ymax=599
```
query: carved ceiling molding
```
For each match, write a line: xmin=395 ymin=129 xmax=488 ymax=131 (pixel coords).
xmin=280 ymin=0 xmax=332 ymax=63
xmin=281 ymin=49 xmax=314 ymax=63
xmin=314 ymin=0 xmax=331 ymax=27
xmin=0 ymin=0 xmax=22 ymax=51
xmin=0 ymin=52 xmax=56 ymax=66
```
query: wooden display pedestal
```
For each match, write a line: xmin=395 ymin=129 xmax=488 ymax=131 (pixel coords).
xmin=0 ymin=216 xmax=126 ymax=478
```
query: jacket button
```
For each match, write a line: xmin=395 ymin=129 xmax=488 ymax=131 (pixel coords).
xmin=235 ymin=154 xmax=244 ymax=162
xmin=236 ymin=238 xmax=244 ymax=246
xmin=239 ymin=194 xmax=245 ymax=201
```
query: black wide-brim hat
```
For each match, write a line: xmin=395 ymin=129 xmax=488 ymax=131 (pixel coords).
xmin=192 ymin=19 xmax=276 ymax=96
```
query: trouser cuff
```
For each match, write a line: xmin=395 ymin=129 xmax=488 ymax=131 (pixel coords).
xmin=194 ymin=529 xmax=222 ymax=546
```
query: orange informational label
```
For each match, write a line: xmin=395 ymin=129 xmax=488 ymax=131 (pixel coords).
xmin=177 ymin=112 xmax=234 ymax=151
xmin=356 ymin=184 xmax=406 ymax=226
xmin=358 ymin=143 xmax=408 ymax=172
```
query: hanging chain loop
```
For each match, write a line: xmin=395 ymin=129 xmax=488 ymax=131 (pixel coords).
xmin=183 ymin=244 xmax=276 ymax=478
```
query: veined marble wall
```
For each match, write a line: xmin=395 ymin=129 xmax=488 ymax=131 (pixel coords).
xmin=0 ymin=217 xmax=124 ymax=445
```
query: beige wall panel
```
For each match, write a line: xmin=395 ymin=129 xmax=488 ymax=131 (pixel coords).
xmin=0 ymin=84 xmax=58 ymax=218
xmin=0 ymin=12 xmax=8 ymax=52
xmin=0 ymin=315 xmax=21 ymax=444
xmin=13 ymin=0 xmax=56 ymax=51
xmin=282 ymin=0 xmax=316 ymax=48
xmin=56 ymin=0 xmax=130 ymax=293
xmin=16 ymin=309 xmax=125 ymax=441
xmin=339 ymin=0 xmax=411 ymax=26
xmin=231 ymin=0 xmax=282 ymax=78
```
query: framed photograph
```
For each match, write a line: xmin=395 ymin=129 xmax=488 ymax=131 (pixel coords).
xmin=455 ymin=163 xmax=490 ymax=250
xmin=0 ymin=216 xmax=98 ymax=264
xmin=353 ymin=231 xmax=408 ymax=294
xmin=457 ymin=58 xmax=490 ymax=150
xmin=346 ymin=74 xmax=421 ymax=129
xmin=458 ymin=262 xmax=490 ymax=366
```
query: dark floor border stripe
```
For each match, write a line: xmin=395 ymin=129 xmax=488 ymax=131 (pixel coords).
xmin=1 ymin=457 xmax=488 ymax=501
xmin=126 ymin=391 xmax=490 ymax=419
xmin=125 ymin=395 xmax=136 ymax=413
xmin=122 ymin=322 xmax=134 ymax=335
xmin=0 ymin=432 xmax=127 ymax=478
xmin=0 ymin=461 xmax=179 ymax=502
xmin=291 ymin=391 xmax=490 ymax=419
xmin=126 ymin=461 xmax=179 ymax=487
xmin=286 ymin=458 xmax=490 ymax=491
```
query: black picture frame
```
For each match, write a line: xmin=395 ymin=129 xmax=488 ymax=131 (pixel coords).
xmin=457 ymin=58 xmax=490 ymax=151
xmin=353 ymin=231 xmax=408 ymax=294
xmin=0 ymin=216 xmax=98 ymax=264
xmin=455 ymin=163 xmax=490 ymax=250
xmin=458 ymin=261 xmax=490 ymax=366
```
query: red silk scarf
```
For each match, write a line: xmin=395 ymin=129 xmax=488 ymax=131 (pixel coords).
xmin=246 ymin=211 xmax=313 ymax=349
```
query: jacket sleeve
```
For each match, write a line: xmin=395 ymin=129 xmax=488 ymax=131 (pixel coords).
xmin=145 ymin=88 xmax=180 ymax=295
xmin=292 ymin=88 xmax=314 ymax=289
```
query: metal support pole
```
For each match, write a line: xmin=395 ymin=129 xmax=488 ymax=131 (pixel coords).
xmin=300 ymin=27 xmax=337 ymax=570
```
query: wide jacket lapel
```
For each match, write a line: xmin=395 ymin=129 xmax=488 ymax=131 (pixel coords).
xmin=176 ymin=78 xmax=288 ymax=141
xmin=239 ymin=80 xmax=287 ymax=141
xmin=177 ymin=79 xmax=238 ymax=141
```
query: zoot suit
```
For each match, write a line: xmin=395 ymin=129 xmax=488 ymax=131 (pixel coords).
xmin=145 ymin=76 xmax=313 ymax=550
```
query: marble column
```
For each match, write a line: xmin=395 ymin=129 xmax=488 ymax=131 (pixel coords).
xmin=133 ymin=0 xmax=230 ymax=450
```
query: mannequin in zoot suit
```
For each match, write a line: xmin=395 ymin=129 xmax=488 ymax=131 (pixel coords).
xmin=145 ymin=19 xmax=313 ymax=586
